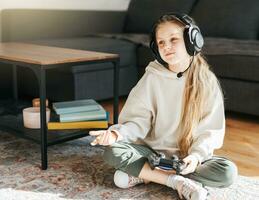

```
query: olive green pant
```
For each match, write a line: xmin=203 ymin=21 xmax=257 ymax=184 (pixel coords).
xmin=103 ymin=142 xmax=238 ymax=188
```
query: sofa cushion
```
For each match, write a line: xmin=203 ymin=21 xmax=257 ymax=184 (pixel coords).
xmin=29 ymin=36 xmax=137 ymax=69
xmin=124 ymin=0 xmax=197 ymax=33
xmin=203 ymin=38 xmax=259 ymax=57
xmin=74 ymin=64 xmax=138 ymax=100
xmin=190 ymin=0 xmax=259 ymax=39
xmin=219 ymin=78 xmax=259 ymax=116
xmin=203 ymin=38 xmax=259 ymax=82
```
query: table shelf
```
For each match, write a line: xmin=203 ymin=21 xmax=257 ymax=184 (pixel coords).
xmin=0 ymin=99 xmax=102 ymax=146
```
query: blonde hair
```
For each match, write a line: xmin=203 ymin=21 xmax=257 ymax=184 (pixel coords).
xmin=178 ymin=54 xmax=222 ymax=158
xmin=152 ymin=15 xmax=223 ymax=158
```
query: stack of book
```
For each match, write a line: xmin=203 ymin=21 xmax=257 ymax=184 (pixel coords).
xmin=48 ymin=99 xmax=109 ymax=130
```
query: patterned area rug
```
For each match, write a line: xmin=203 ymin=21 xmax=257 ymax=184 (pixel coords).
xmin=0 ymin=131 xmax=259 ymax=200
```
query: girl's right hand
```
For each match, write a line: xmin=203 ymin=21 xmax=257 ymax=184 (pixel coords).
xmin=89 ymin=130 xmax=118 ymax=146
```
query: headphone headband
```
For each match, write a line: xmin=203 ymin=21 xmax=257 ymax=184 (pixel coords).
xmin=167 ymin=13 xmax=193 ymax=27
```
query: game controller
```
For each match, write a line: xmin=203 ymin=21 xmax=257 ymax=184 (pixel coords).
xmin=148 ymin=153 xmax=186 ymax=175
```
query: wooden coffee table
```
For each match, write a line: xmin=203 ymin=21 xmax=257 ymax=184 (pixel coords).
xmin=0 ymin=42 xmax=119 ymax=169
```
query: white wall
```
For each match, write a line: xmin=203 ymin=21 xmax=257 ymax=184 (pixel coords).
xmin=0 ymin=0 xmax=131 ymax=41
xmin=0 ymin=0 xmax=130 ymax=11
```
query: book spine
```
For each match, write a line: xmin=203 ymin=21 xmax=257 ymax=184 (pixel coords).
xmin=48 ymin=121 xmax=108 ymax=130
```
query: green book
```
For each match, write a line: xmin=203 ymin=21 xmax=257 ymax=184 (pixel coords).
xmin=59 ymin=109 xmax=108 ymax=122
xmin=53 ymin=99 xmax=100 ymax=115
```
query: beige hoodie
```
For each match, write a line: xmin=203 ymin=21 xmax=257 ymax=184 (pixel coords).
xmin=109 ymin=61 xmax=225 ymax=163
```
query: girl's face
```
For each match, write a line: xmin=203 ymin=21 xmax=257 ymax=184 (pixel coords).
xmin=156 ymin=21 xmax=190 ymax=72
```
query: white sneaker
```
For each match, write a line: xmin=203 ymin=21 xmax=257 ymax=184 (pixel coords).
xmin=167 ymin=175 xmax=207 ymax=200
xmin=113 ymin=170 xmax=145 ymax=189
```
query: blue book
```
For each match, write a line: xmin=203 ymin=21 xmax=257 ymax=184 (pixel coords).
xmin=53 ymin=99 xmax=100 ymax=115
xmin=59 ymin=107 xmax=108 ymax=122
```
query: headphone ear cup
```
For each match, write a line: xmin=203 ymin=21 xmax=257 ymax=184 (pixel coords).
xmin=150 ymin=40 xmax=157 ymax=57
xmin=183 ymin=27 xmax=195 ymax=56
xmin=184 ymin=26 xmax=204 ymax=56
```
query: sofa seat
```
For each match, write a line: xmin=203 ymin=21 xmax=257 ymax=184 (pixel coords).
xmin=220 ymin=78 xmax=259 ymax=116
xmin=203 ymin=38 xmax=259 ymax=82
xmin=18 ymin=36 xmax=139 ymax=101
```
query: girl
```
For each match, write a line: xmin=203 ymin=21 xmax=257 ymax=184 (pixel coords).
xmin=89 ymin=13 xmax=238 ymax=200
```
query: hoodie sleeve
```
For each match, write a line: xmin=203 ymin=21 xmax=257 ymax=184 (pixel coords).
xmin=188 ymin=87 xmax=226 ymax=163
xmin=108 ymin=76 xmax=153 ymax=143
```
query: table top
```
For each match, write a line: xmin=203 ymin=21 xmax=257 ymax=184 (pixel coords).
xmin=0 ymin=42 xmax=119 ymax=66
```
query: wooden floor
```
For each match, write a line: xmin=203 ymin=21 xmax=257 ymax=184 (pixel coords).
xmin=100 ymin=97 xmax=259 ymax=179
xmin=216 ymin=112 xmax=259 ymax=179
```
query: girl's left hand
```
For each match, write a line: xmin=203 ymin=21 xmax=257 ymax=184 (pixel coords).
xmin=180 ymin=155 xmax=199 ymax=175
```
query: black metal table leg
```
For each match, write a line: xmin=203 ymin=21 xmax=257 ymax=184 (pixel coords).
xmin=39 ymin=68 xmax=48 ymax=170
xmin=12 ymin=64 xmax=18 ymax=100
xmin=113 ymin=59 xmax=120 ymax=124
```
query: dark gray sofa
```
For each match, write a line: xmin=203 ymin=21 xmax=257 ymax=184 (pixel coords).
xmin=1 ymin=0 xmax=259 ymax=116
